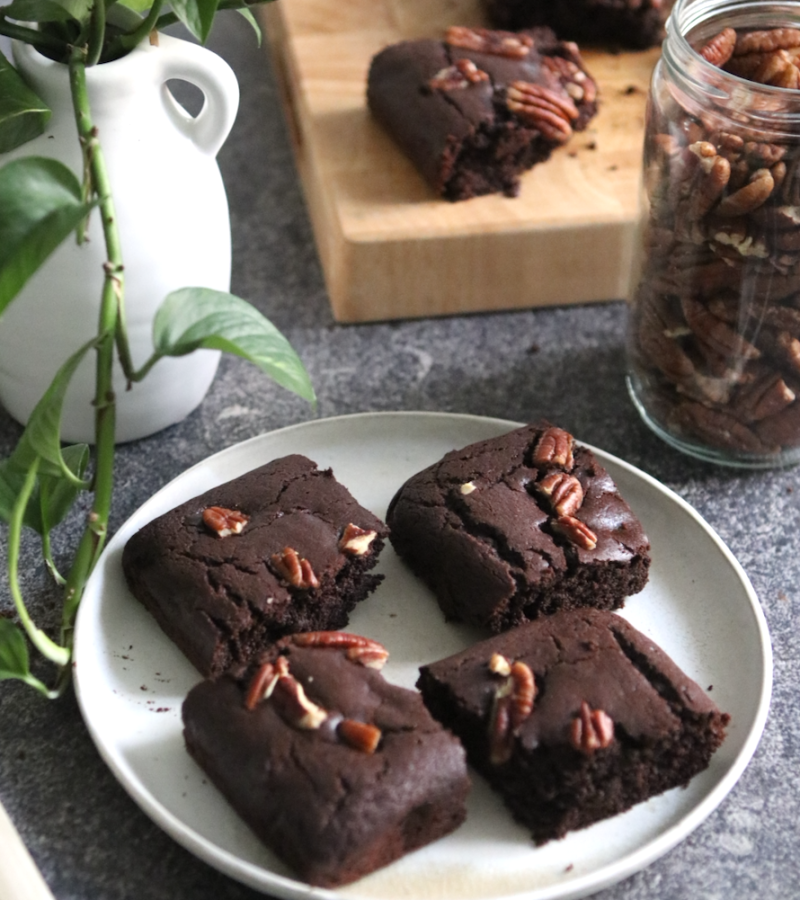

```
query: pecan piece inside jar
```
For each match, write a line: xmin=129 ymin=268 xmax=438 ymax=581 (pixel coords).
xmin=270 ymin=546 xmax=320 ymax=590
xmin=202 ymin=506 xmax=249 ymax=537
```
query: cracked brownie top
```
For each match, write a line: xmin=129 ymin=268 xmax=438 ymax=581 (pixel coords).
xmin=122 ymin=455 xmax=388 ymax=676
xmin=182 ymin=632 xmax=470 ymax=887
xmin=386 ymin=422 xmax=650 ymax=631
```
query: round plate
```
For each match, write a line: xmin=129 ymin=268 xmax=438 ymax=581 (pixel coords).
xmin=73 ymin=412 xmax=772 ymax=900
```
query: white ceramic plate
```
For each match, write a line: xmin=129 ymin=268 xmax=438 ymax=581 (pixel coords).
xmin=74 ymin=412 xmax=772 ymax=900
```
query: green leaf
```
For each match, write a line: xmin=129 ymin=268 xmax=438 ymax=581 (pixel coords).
xmin=0 ymin=461 xmax=26 ymax=526
xmin=0 ymin=617 xmax=58 ymax=696
xmin=236 ymin=6 xmax=261 ymax=46
xmin=116 ymin=0 xmax=153 ymax=12
xmin=7 ymin=337 xmax=96 ymax=482
xmin=0 ymin=53 xmax=51 ymax=153
xmin=36 ymin=443 xmax=90 ymax=534
xmin=2 ymin=0 xmax=82 ymax=22
xmin=168 ymin=0 xmax=219 ymax=43
xmin=0 ymin=616 xmax=30 ymax=679
xmin=153 ymin=288 xmax=316 ymax=404
xmin=52 ymin=0 xmax=93 ymax=22
xmin=0 ymin=157 xmax=94 ymax=313
xmin=0 ymin=349 xmax=91 ymax=528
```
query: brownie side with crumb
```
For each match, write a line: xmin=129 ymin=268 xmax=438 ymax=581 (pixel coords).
xmin=122 ymin=455 xmax=388 ymax=677
xmin=386 ymin=422 xmax=650 ymax=632
xmin=417 ymin=609 xmax=729 ymax=843
xmin=183 ymin=632 xmax=471 ymax=887
xmin=483 ymin=0 xmax=670 ymax=50
xmin=367 ymin=26 xmax=598 ymax=201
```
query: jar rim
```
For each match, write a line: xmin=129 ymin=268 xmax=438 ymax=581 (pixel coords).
xmin=662 ymin=0 xmax=800 ymax=125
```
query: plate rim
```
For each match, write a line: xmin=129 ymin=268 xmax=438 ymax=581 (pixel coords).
xmin=73 ymin=410 xmax=774 ymax=900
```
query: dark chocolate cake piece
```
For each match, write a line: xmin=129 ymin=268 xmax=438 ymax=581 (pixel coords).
xmin=367 ymin=26 xmax=598 ymax=200
xmin=183 ymin=632 xmax=471 ymax=887
xmin=122 ymin=455 xmax=388 ymax=677
xmin=386 ymin=422 xmax=650 ymax=632
xmin=482 ymin=0 xmax=670 ymax=50
xmin=417 ymin=609 xmax=729 ymax=843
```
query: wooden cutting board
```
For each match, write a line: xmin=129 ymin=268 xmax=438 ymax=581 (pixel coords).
xmin=259 ymin=0 xmax=660 ymax=322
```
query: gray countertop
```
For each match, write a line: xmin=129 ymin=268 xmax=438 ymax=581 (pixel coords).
xmin=0 ymin=12 xmax=798 ymax=900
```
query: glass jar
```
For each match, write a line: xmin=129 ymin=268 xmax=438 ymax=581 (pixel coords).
xmin=627 ymin=0 xmax=800 ymax=467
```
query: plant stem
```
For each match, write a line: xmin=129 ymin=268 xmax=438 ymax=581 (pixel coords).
xmin=103 ymin=0 xmax=163 ymax=62
xmin=85 ymin=0 xmax=106 ymax=67
xmin=7 ymin=459 xmax=70 ymax=666
xmin=0 ymin=17 xmax=67 ymax=57
xmin=58 ymin=46 xmax=124 ymax=672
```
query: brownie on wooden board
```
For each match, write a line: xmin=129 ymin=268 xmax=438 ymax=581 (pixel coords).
xmin=483 ymin=0 xmax=669 ymax=50
xmin=386 ymin=422 xmax=650 ymax=632
xmin=122 ymin=455 xmax=388 ymax=677
xmin=417 ymin=609 xmax=729 ymax=843
xmin=367 ymin=26 xmax=598 ymax=201
xmin=183 ymin=632 xmax=471 ymax=887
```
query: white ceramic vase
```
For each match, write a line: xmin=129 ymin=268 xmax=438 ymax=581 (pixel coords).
xmin=0 ymin=33 xmax=239 ymax=443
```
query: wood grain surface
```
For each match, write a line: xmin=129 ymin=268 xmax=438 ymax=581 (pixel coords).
xmin=260 ymin=0 xmax=661 ymax=322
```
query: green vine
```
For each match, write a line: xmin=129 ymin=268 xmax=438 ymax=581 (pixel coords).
xmin=0 ymin=0 xmax=315 ymax=698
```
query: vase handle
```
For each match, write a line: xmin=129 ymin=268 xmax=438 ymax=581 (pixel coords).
xmin=156 ymin=35 xmax=240 ymax=157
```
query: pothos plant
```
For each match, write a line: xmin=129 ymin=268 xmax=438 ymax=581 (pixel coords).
xmin=0 ymin=0 xmax=316 ymax=697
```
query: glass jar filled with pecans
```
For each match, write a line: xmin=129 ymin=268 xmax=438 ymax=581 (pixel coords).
xmin=627 ymin=0 xmax=800 ymax=466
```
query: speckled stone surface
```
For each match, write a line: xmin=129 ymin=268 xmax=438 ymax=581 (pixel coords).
xmin=0 ymin=14 xmax=798 ymax=900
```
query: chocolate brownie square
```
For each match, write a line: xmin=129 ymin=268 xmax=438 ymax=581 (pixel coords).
xmin=386 ymin=422 xmax=650 ymax=632
xmin=122 ymin=455 xmax=388 ymax=677
xmin=417 ymin=609 xmax=729 ymax=843
xmin=482 ymin=0 xmax=670 ymax=50
xmin=367 ymin=26 xmax=598 ymax=200
xmin=183 ymin=632 xmax=471 ymax=887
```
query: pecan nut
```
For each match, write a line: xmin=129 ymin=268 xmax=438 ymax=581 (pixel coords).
xmin=715 ymin=167 xmax=775 ymax=217
xmin=551 ymin=515 xmax=598 ymax=550
xmin=272 ymin=673 xmax=328 ymax=729
xmin=536 ymin=472 xmax=584 ymax=517
xmin=506 ymin=81 xmax=577 ymax=143
xmin=244 ymin=658 xmax=285 ymax=710
xmin=428 ymin=58 xmax=490 ymax=91
xmin=509 ymin=660 xmax=536 ymax=729
xmin=445 ymin=25 xmax=533 ymax=59
xmin=291 ymin=631 xmax=389 ymax=669
xmin=270 ymin=546 xmax=320 ymax=589
xmin=698 ymin=27 xmax=737 ymax=67
xmin=338 ymin=523 xmax=378 ymax=556
xmin=488 ymin=690 xmax=513 ymax=765
xmin=569 ymin=701 xmax=614 ymax=753
xmin=488 ymin=652 xmax=512 ymax=677
xmin=337 ymin=718 xmax=382 ymax=754
xmin=202 ymin=506 xmax=249 ymax=537
xmin=532 ymin=426 xmax=574 ymax=468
